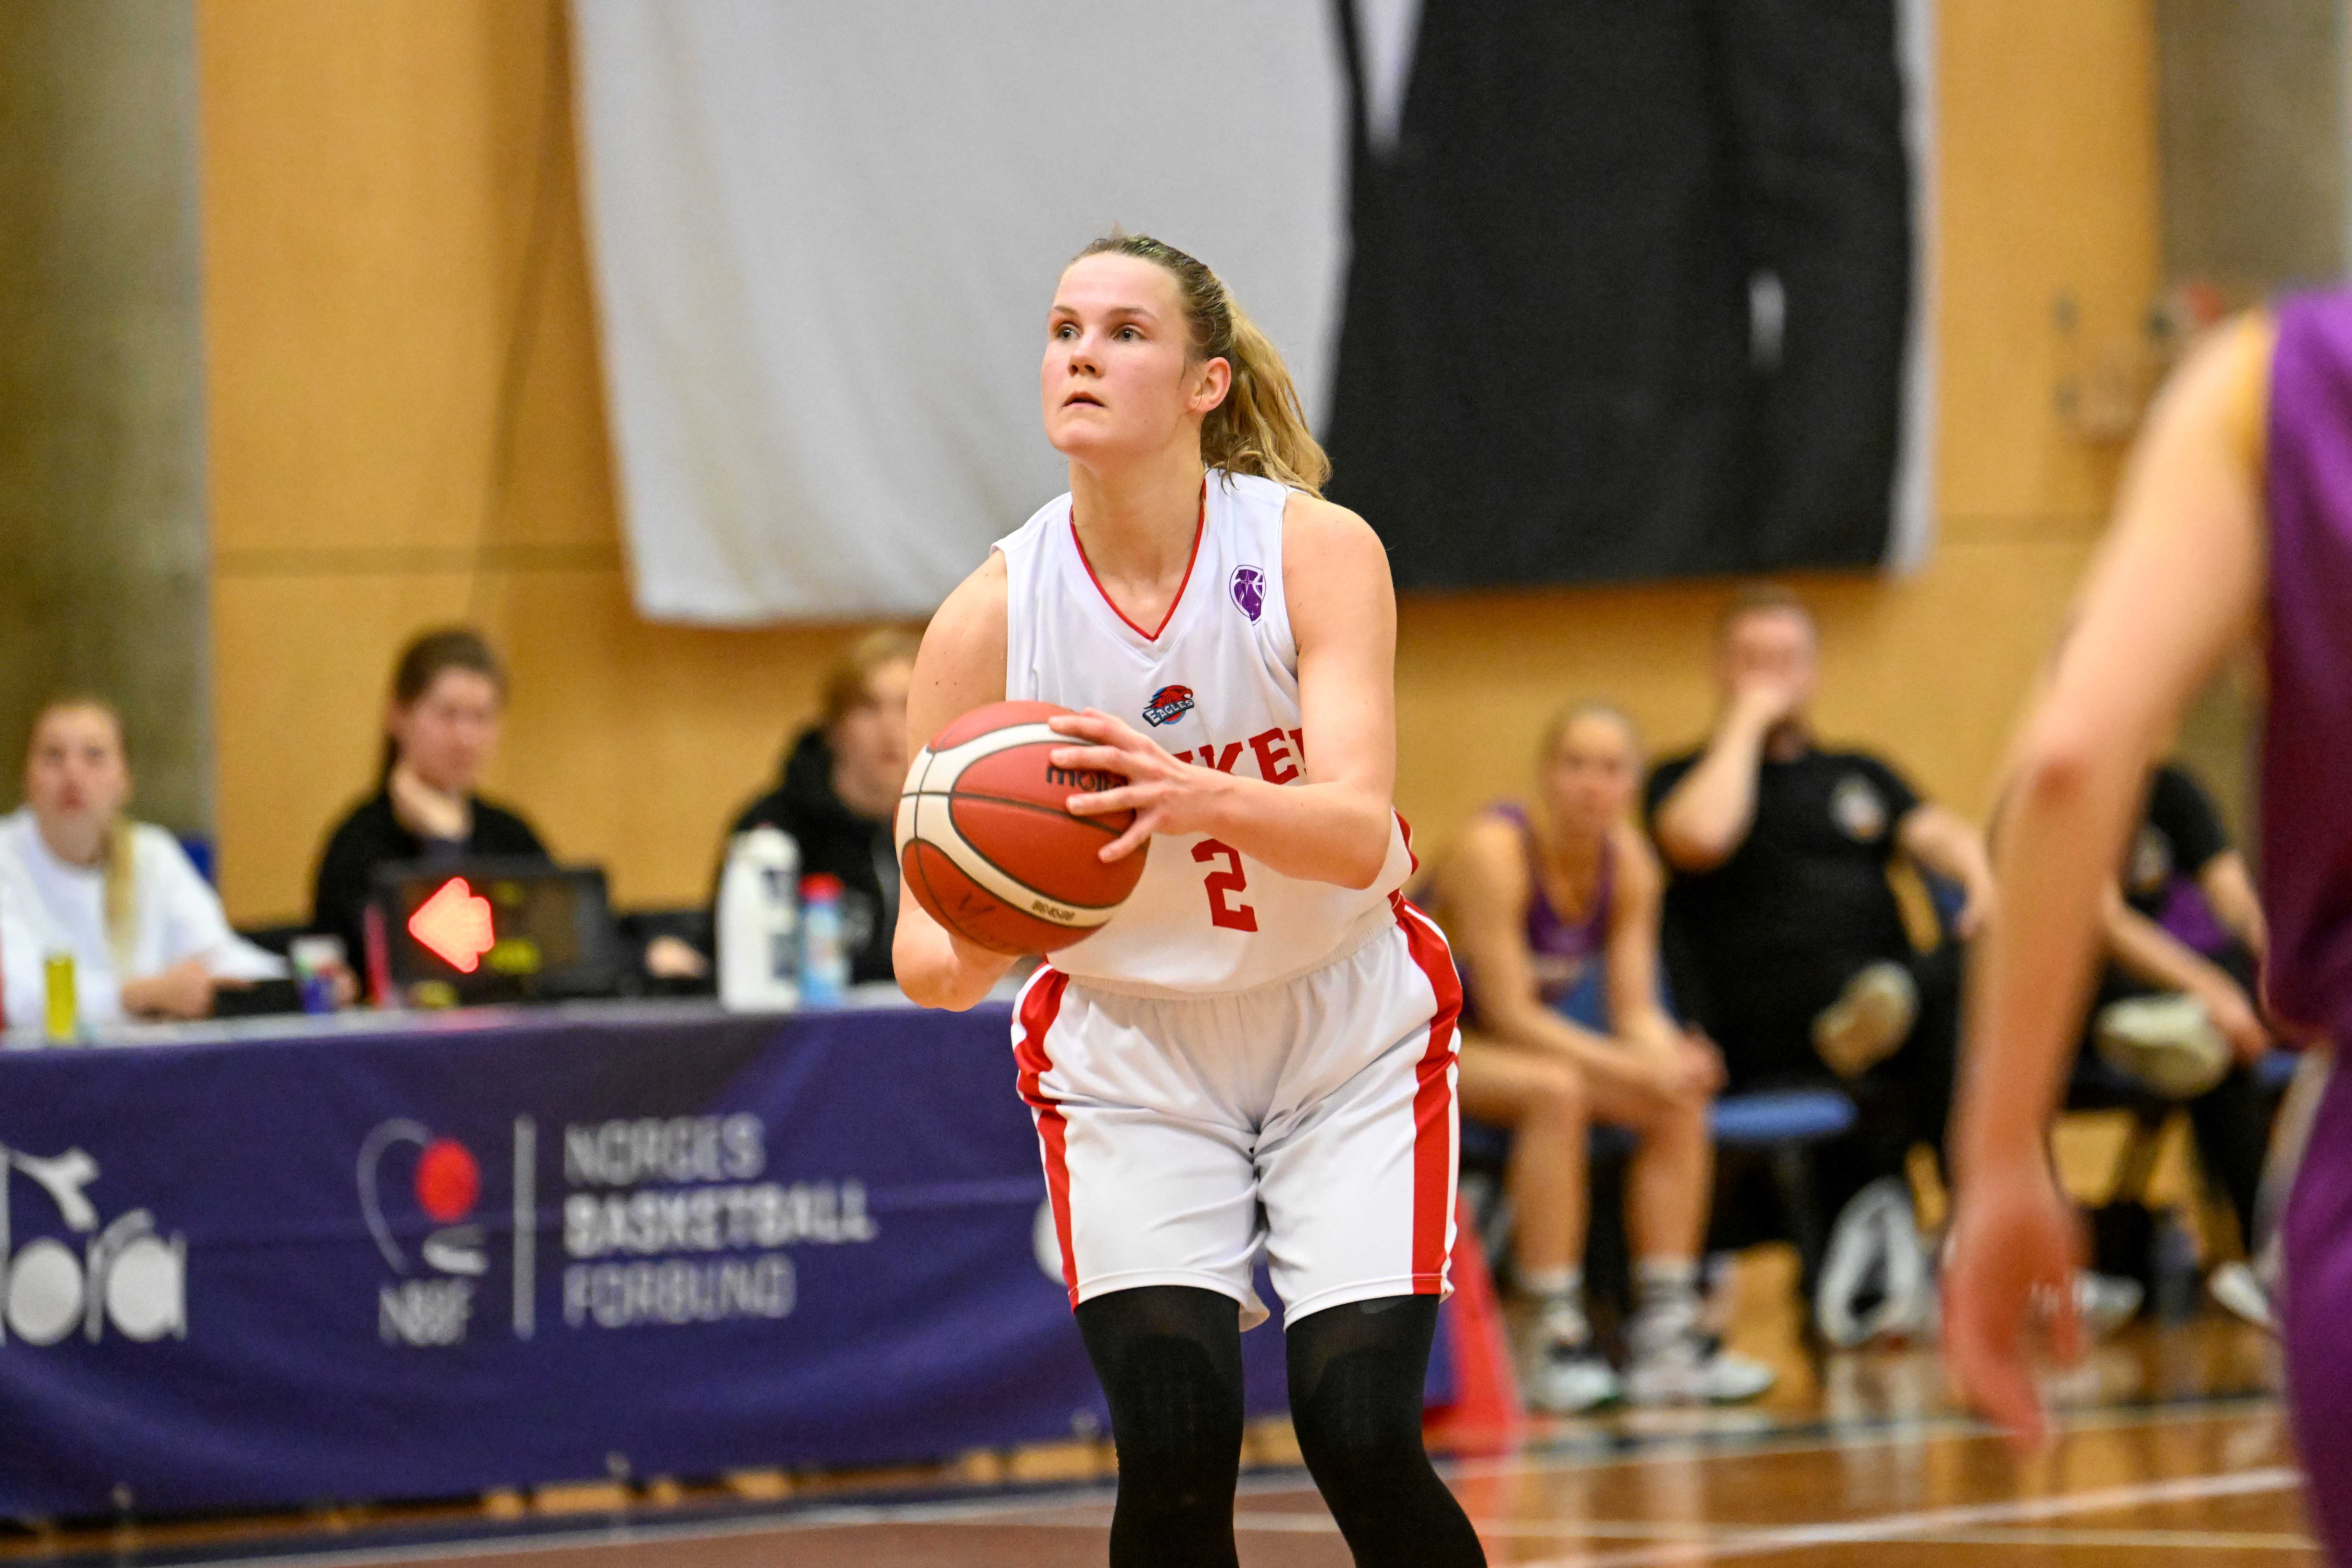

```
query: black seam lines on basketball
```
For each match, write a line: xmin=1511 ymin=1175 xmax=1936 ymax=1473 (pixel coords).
xmin=947 ymin=813 xmax=1126 ymax=917
xmin=906 ymin=792 xmax=1133 ymax=924
xmin=910 ymin=838 xmax=1002 ymax=950
xmin=929 ymin=789 xmax=1129 ymax=839
xmin=907 ymin=838 xmax=955 ymax=943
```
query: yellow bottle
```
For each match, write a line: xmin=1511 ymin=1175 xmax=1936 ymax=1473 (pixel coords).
xmin=43 ymin=952 xmax=76 ymax=1044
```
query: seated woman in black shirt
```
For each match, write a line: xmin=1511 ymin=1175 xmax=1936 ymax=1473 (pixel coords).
xmin=310 ymin=627 xmax=550 ymax=967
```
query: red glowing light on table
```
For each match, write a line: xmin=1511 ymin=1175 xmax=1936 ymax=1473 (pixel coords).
xmin=414 ymin=1138 xmax=480 ymax=1223
xmin=408 ymin=877 xmax=495 ymax=973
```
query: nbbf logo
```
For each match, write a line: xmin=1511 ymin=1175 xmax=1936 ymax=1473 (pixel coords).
xmin=0 ymin=1142 xmax=187 ymax=1348
xmin=360 ymin=1118 xmax=517 ymax=1348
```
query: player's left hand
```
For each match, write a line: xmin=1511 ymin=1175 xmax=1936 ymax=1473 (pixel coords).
xmin=1942 ymin=1151 xmax=2083 ymax=1452
xmin=1048 ymin=709 xmax=1227 ymax=862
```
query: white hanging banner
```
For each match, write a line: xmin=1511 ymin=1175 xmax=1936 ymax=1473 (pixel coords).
xmin=573 ymin=0 xmax=1350 ymax=624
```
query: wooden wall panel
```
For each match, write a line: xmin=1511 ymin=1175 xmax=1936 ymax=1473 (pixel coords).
xmin=200 ymin=0 xmax=2160 ymax=923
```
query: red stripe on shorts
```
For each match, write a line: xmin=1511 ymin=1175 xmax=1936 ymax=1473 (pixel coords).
xmin=1393 ymin=893 xmax=1463 ymax=1292
xmin=1013 ymin=966 xmax=1079 ymax=1307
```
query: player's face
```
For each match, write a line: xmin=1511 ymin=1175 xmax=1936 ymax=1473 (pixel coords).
xmin=24 ymin=705 xmax=130 ymax=857
xmin=1717 ymin=608 xmax=1818 ymax=710
xmin=390 ymin=669 xmax=502 ymax=796
xmin=1541 ymin=714 xmax=1637 ymax=839
xmin=1041 ymin=255 xmax=1227 ymax=466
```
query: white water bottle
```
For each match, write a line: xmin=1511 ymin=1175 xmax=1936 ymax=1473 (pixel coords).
xmin=718 ymin=825 xmax=801 ymax=1012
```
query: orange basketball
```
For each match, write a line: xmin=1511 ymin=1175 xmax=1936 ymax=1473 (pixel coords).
xmin=895 ymin=700 xmax=1149 ymax=955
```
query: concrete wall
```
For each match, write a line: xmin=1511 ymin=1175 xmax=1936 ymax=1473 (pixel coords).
xmin=0 ymin=0 xmax=209 ymax=833
xmin=199 ymin=0 xmax=2161 ymax=925
xmin=2155 ymin=0 xmax=2350 ymax=842
xmin=2158 ymin=0 xmax=2349 ymax=298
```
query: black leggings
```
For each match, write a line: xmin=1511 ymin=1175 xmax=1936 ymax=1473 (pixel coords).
xmin=1075 ymin=1286 xmax=1485 ymax=1567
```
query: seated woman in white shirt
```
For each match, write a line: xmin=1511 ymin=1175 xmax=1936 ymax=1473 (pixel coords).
xmin=0 ymin=697 xmax=284 ymax=1033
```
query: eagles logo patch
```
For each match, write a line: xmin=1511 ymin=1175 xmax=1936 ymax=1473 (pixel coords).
xmin=1142 ymin=684 xmax=1197 ymax=727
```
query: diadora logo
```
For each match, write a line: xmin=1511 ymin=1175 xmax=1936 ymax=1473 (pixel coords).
xmin=0 ymin=1142 xmax=186 ymax=1348
xmin=1229 ymin=565 xmax=1266 ymax=623
xmin=1142 ymin=684 xmax=1197 ymax=727
xmin=360 ymin=1118 xmax=531 ymax=1348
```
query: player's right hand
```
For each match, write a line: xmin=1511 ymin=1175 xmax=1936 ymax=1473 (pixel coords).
xmin=1942 ymin=1152 xmax=2083 ymax=1451
xmin=1048 ymin=708 xmax=1223 ymax=862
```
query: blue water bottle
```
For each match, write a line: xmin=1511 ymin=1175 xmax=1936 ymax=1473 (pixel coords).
xmin=799 ymin=874 xmax=850 ymax=1009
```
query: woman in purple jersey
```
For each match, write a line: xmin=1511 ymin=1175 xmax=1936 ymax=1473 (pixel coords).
xmin=1944 ymin=296 xmax=2348 ymax=1558
xmin=1431 ymin=703 xmax=1763 ymax=1412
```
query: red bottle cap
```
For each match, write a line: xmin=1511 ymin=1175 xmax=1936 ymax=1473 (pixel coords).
xmin=800 ymin=873 xmax=845 ymax=901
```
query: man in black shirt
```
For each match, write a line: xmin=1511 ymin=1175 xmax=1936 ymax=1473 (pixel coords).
xmin=1647 ymin=587 xmax=1994 ymax=1176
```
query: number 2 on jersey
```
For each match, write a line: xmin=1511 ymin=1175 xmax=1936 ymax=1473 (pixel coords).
xmin=1192 ymin=839 xmax=1258 ymax=932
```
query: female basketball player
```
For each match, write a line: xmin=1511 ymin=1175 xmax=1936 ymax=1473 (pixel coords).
xmin=895 ymin=234 xmax=1485 ymax=1567
xmin=1942 ymin=298 xmax=2348 ymax=1559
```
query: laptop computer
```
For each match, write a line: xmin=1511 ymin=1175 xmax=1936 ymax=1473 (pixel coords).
xmin=367 ymin=858 xmax=623 ymax=1005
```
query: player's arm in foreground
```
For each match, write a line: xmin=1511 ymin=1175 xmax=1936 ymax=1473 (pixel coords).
xmin=1943 ymin=315 xmax=2271 ymax=1447
xmin=893 ymin=554 xmax=1019 ymax=1011
xmin=1051 ymin=493 xmax=1400 ymax=889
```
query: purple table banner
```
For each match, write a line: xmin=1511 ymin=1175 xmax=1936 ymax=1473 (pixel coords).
xmin=0 ymin=1000 xmax=1295 ymax=1516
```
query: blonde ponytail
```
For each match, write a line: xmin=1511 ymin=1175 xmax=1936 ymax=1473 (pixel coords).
xmin=1075 ymin=232 xmax=1331 ymax=496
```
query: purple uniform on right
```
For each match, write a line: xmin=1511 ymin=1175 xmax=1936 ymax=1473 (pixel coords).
xmin=2264 ymin=288 xmax=2352 ymax=1562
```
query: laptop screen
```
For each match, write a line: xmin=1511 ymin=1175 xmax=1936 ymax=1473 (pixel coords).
xmin=370 ymin=859 xmax=620 ymax=1004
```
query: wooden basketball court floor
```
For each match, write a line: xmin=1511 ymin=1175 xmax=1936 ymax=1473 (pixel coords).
xmin=2 ymin=1313 xmax=2315 ymax=1568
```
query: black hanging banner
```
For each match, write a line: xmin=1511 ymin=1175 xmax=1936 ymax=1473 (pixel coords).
xmin=1325 ymin=0 xmax=1919 ymax=589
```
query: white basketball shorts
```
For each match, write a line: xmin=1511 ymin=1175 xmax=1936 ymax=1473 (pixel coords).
xmin=1013 ymin=901 xmax=1462 ymax=1329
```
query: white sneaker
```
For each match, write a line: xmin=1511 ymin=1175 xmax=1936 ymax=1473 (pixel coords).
xmin=2075 ymin=1270 xmax=2144 ymax=1338
xmin=1812 ymin=962 xmax=1918 ymax=1079
xmin=1522 ymin=1338 xmax=1622 ymax=1414
xmin=1623 ymin=1333 xmax=1778 ymax=1406
xmin=2208 ymin=1261 xmax=2276 ymax=1334
xmin=1816 ymin=1177 xmax=1936 ymax=1348
xmin=2095 ymin=994 xmax=2231 ymax=1100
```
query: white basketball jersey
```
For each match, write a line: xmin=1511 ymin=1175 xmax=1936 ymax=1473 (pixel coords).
xmin=996 ymin=469 xmax=1413 ymax=996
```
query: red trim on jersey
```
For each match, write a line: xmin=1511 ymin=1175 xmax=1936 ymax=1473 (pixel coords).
xmin=1393 ymin=894 xmax=1462 ymax=1293
xmin=1070 ymin=481 xmax=1206 ymax=643
xmin=1395 ymin=810 xmax=1419 ymax=876
xmin=1013 ymin=966 xmax=1079 ymax=1306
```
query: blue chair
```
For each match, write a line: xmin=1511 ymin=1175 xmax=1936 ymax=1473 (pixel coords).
xmin=2255 ymin=1049 xmax=2300 ymax=1095
xmin=1710 ymin=1088 xmax=1858 ymax=1292
xmin=1713 ymin=1089 xmax=1858 ymax=1146
xmin=178 ymin=834 xmax=217 ymax=887
xmin=1457 ymin=1086 xmax=1858 ymax=1299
